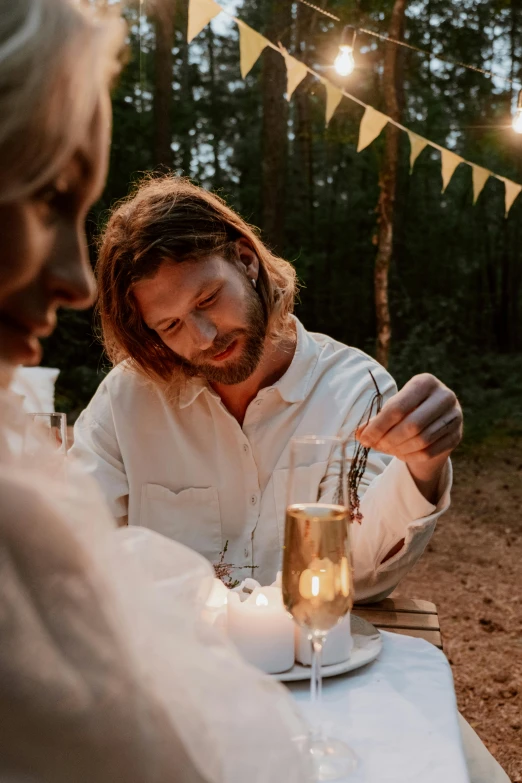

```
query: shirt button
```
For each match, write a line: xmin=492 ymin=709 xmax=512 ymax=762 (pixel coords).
xmin=250 ymin=495 xmax=257 ymax=506
xmin=243 ymin=443 xmax=249 ymax=453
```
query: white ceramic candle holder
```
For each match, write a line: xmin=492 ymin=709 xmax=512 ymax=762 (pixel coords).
xmin=295 ymin=614 xmax=353 ymax=666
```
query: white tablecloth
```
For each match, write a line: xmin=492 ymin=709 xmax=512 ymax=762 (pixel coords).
xmin=287 ymin=631 xmax=471 ymax=783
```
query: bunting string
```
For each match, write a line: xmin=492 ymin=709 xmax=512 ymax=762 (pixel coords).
xmin=187 ymin=0 xmax=522 ymax=216
xmin=295 ymin=0 xmax=522 ymax=89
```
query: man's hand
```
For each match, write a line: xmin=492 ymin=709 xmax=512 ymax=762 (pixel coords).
xmin=357 ymin=373 xmax=463 ymax=503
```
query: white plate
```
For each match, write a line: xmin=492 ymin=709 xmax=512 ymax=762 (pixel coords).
xmin=272 ymin=614 xmax=382 ymax=682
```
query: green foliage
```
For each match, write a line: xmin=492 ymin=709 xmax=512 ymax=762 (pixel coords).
xmin=43 ymin=0 xmax=522 ymax=439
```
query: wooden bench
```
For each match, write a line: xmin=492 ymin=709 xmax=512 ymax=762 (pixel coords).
xmin=354 ymin=597 xmax=442 ymax=649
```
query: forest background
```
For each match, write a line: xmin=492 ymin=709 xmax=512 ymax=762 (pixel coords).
xmin=39 ymin=2 xmax=522 ymax=773
xmin=44 ymin=0 xmax=522 ymax=446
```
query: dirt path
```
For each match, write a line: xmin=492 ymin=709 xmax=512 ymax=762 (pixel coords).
xmin=394 ymin=436 xmax=522 ymax=782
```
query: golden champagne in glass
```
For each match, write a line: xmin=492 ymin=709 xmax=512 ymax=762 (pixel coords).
xmin=283 ymin=503 xmax=352 ymax=633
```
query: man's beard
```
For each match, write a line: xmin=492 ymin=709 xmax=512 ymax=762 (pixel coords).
xmin=173 ymin=284 xmax=267 ymax=385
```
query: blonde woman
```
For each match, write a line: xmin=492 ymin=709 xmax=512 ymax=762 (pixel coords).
xmin=0 ymin=3 xmax=310 ymax=782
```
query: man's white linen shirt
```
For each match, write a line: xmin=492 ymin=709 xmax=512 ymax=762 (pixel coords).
xmin=71 ymin=318 xmax=452 ymax=601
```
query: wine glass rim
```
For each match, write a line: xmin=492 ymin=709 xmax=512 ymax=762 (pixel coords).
xmin=291 ymin=434 xmax=343 ymax=446
xmin=30 ymin=412 xmax=66 ymax=418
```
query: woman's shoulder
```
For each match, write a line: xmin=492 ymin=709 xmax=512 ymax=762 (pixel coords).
xmin=0 ymin=466 xmax=45 ymax=518
xmin=0 ymin=466 xmax=89 ymax=574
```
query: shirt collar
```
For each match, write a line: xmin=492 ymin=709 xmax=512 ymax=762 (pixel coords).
xmin=177 ymin=317 xmax=320 ymax=409
xmin=178 ymin=377 xmax=210 ymax=409
xmin=271 ymin=317 xmax=321 ymax=403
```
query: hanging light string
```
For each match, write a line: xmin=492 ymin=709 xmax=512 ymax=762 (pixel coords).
xmin=296 ymin=0 xmax=522 ymax=90
xmin=187 ymin=0 xmax=522 ymax=201
xmin=231 ymin=6 xmax=518 ymax=155
xmin=296 ymin=0 xmax=341 ymax=23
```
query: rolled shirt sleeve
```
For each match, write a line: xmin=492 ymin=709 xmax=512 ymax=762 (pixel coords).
xmin=352 ymin=455 xmax=452 ymax=602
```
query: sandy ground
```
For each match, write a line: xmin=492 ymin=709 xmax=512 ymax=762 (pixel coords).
xmin=394 ymin=436 xmax=522 ymax=782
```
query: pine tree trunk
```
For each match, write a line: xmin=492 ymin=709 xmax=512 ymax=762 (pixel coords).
xmin=294 ymin=0 xmax=324 ymax=247
xmin=261 ymin=0 xmax=292 ymax=252
xmin=507 ymin=0 xmax=521 ymax=350
xmin=178 ymin=0 xmax=192 ymax=176
xmin=152 ymin=0 xmax=175 ymax=168
xmin=374 ymin=0 xmax=407 ymax=368
xmin=206 ymin=25 xmax=222 ymax=189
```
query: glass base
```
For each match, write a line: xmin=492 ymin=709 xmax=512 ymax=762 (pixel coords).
xmin=309 ymin=735 xmax=358 ymax=781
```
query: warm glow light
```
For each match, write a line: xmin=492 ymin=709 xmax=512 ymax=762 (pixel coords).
xmin=206 ymin=579 xmax=228 ymax=608
xmin=311 ymin=576 xmax=320 ymax=597
xmin=513 ymin=108 xmax=522 ymax=134
xmin=340 ymin=557 xmax=351 ymax=598
xmin=256 ymin=593 xmax=269 ymax=607
xmin=334 ymin=45 xmax=355 ymax=77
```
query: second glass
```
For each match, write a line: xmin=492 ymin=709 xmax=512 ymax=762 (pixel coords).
xmin=27 ymin=412 xmax=68 ymax=456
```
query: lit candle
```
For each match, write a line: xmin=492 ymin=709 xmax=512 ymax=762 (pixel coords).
xmin=202 ymin=578 xmax=229 ymax=629
xmin=295 ymin=555 xmax=353 ymax=665
xmin=298 ymin=556 xmax=351 ymax=602
xmin=299 ymin=557 xmax=336 ymax=601
xmin=295 ymin=615 xmax=353 ymax=666
xmin=227 ymin=586 xmax=295 ymax=674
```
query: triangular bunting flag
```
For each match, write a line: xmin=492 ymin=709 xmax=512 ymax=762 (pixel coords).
xmin=187 ymin=0 xmax=222 ymax=43
xmin=237 ymin=21 xmax=268 ymax=78
xmin=471 ymin=165 xmax=490 ymax=205
xmin=440 ymin=149 xmax=463 ymax=192
xmin=357 ymin=107 xmax=388 ymax=152
xmin=324 ymin=81 xmax=343 ymax=126
xmin=283 ymin=53 xmax=308 ymax=100
xmin=408 ymin=132 xmax=428 ymax=173
xmin=503 ymin=178 xmax=522 ymax=216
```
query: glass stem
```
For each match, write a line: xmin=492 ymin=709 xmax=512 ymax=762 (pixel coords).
xmin=310 ymin=632 xmax=326 ymax=708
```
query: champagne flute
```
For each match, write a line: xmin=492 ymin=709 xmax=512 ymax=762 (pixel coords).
xmin=282 ymin=435 xmax=357 ymax=780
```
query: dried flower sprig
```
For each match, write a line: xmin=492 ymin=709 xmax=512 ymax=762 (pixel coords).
xmin=348 ymin=370 xmax=383 ymax=524
xmin=213 ymin=540 xmax=257 ymax=589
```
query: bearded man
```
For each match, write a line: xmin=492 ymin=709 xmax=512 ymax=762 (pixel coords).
xmin=71 ymin=175 xmax=463 ymax=601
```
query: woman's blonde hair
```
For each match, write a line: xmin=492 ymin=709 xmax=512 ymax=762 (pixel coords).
xmin=0 ymin=0 xmax=124 ymax=203
xmin=97 ymin=175 xmax=298 ymax=386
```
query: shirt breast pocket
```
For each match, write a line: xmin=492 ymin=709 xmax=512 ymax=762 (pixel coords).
xmin=140 ymin=483 xmax=222 ymax=562
xmin=272 ymin=461 xmax=329 ymax=546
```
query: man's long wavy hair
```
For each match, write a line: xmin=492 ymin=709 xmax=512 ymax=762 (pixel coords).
xmin=96 ymin=175 xmax=298 ymax=387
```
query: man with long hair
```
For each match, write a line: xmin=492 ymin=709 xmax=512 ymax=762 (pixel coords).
xmin=72 ymin=175 xmax=463 ymax=600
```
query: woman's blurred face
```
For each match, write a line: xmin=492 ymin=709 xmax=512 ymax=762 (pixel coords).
xmin=0 ymin=95 xmax=111 ymax=366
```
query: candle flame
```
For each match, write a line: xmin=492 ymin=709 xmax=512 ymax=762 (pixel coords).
xmin=256 ymin=593 xmax=269 ymax=606
xmin=311 ymin=576 xmax=320 ymax=597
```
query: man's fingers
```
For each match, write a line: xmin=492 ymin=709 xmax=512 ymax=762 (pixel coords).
xmin=402 ymin=428 xmax=462 ymax=464
xmin=369 ymin=388 xmax=459 ymax=455
xmin=357 ymin=373 xmax=439 ymax=447
xmin=394 ymin=412 xmax=462 ymax=457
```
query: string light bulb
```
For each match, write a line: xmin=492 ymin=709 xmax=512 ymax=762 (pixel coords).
xmin=513 ymin=90 xmax=522 ymax=134
xmin=335 ymin=45 xmax=355 ymax=76
xmin=334 ymin=25 xmax=356 ymax=77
